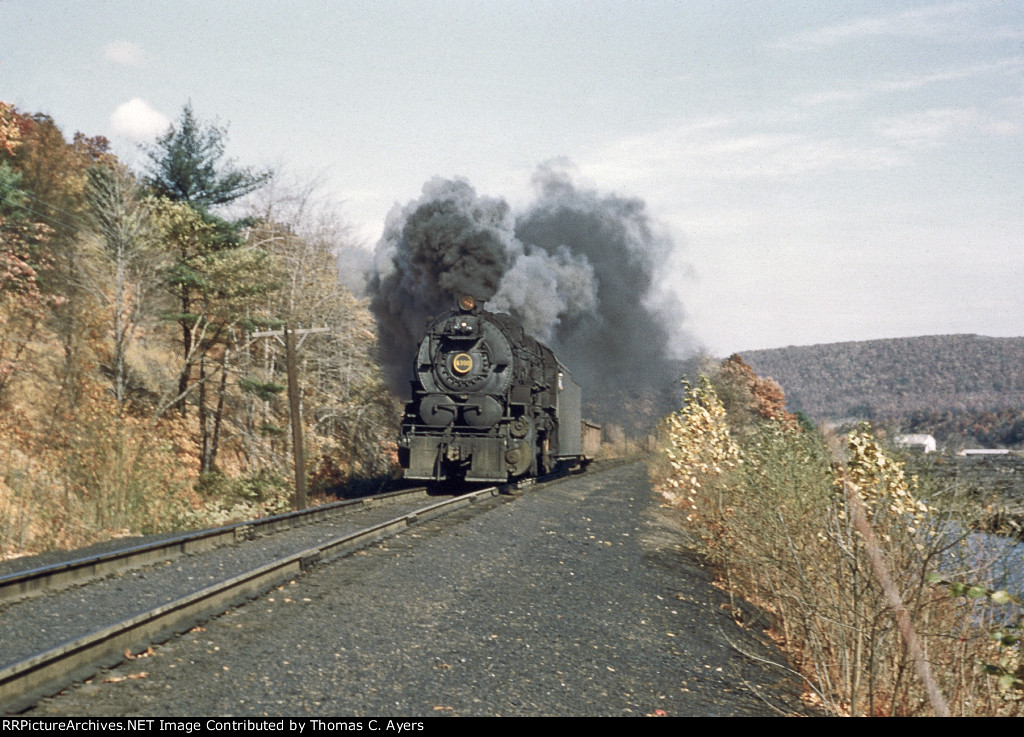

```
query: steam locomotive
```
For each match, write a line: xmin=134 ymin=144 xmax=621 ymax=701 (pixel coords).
xmin=398 ymin=295 xmax=600 ymax=483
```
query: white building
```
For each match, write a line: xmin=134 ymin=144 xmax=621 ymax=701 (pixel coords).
xmin=896 ymin=434 xmax=937 ymax=453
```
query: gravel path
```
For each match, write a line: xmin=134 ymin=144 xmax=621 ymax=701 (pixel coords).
xmin=27 ymin=461 xmax=806 ymax=716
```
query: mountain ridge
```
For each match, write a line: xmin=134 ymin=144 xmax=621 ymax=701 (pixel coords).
xmin=737 ymin=334 xmax=1024 ymax=426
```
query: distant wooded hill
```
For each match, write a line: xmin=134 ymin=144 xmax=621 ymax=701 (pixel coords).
xmin=738 ymin=335 xmax=1024 ymax=449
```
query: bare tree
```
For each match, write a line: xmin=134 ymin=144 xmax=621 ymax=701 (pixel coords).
xmin=82 ymin=165 xmax=162 ymax=409
xmin=233 ymin=185 xmax=397 ymax=489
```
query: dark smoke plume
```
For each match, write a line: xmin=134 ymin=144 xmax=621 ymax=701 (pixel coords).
xmin=368 ymin=167 xmax=689 ymax=431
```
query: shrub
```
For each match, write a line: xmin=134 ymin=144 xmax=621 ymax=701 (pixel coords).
xmin=652 ymin=378 xmax=1024 ymax=716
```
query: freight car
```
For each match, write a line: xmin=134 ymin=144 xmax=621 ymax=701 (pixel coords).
xmin=398 ymin=295 xmax=598 ymax=483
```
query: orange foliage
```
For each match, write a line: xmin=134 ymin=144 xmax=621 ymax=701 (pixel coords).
xmin=719 ymin=354 xmax=796 ymax=427
xmin=0 ymin=369 xmax=202 ymax=556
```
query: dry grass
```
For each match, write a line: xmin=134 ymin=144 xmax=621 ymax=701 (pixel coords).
xmin=0 ymin=386 xmax=199 ymax=556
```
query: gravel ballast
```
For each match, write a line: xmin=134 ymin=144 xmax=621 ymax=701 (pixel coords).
xmin=0 ymin=494 xmax=440 ymax=670
xmin=27 ymin=461 xmax=806 ymax=716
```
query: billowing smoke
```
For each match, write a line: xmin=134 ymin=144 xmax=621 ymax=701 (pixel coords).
xmin=368 ymin=166 xmax=689 ymax=431
xmin=488 ymin=244 xmax=597 ymax=344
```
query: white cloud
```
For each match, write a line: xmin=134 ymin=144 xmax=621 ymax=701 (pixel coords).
xmin=587 ymin=119 xmax=901 ymax=186
xmin=877 ymin=108 xmax=978 ymax=147
xmin=103 ymin=41 xmax=144 ymax=66
xmin=795 ymin=57 xmax=1024 ymax=107
xmin=877 ymin=107 xmax=1021 ymax=146
xmin=777 ymin=2 xmax=998 ymax=50
xmin=109 ymin=98 xmax=169 ymax=141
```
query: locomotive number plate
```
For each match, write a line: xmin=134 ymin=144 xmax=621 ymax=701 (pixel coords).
xmin=451 ymin=352 xmax=474 ymax=374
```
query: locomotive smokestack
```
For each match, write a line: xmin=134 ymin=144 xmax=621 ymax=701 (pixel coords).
xmin=368 ymin=178 xmax=517 ymax=387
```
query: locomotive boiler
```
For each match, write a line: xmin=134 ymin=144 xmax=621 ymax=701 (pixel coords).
xmin=398 ymin=295 xmax=595 ymax=483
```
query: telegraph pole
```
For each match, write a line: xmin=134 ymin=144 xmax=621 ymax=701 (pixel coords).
xmin=284 ymin=325 xmax=306 ymax=510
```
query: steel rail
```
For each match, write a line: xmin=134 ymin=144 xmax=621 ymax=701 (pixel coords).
xmin=0 ymin=486 xmax=429 ymax=604
xmin=0 ymin=484 xmax=501 ymax=714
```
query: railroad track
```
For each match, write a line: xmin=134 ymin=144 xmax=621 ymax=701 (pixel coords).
xmin=0 ymin=483 xmax=513 ymax=714
xmin=0 ymin=486 xmax=431 ymax=605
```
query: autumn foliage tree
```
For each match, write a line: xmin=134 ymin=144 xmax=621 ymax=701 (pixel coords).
xmin=0 ymin=104 xmax=195 ymax=552
xmin=0 ymin=104 xmax=59 ymax=401
xmin=1 ymin=101 xmax=399 ymax=556
xmin=219 ymin=181 xmax=399 ymax=497
xmin=711 ymin=354 xmax=795 ymax=435
xmin=654 ymin=359 xmax=1022 ymax=715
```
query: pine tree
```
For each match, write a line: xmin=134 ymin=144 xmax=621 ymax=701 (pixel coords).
xmin=143 ymin=103 xmax=269 ymax=210
xmin=143 ymin=105 xmax=275 ymax=472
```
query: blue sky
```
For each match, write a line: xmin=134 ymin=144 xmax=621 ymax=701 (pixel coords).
xmin=2 ymin=0 xmax=1021 ymax=356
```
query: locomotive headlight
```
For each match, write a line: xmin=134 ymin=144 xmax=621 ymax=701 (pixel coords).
xmin=458 ymin=295 xmax=475 ymax=311
xmin=451 ymin=352 xmax=474 ymax=375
